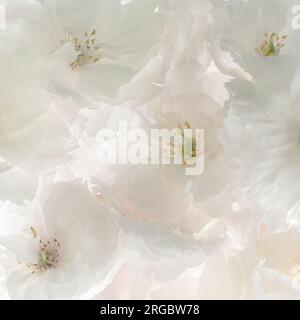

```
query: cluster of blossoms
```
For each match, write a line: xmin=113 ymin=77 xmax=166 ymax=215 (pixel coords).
xmin=1 ymin=0 xmax=300 ymax=300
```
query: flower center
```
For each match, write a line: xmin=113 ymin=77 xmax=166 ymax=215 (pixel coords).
xmin=177 ymin=121 xmax=198 ymax=160
xmin=24 ymin=227 xmax=60 ymax=274
xmin=255 ymin=32 xmax=287 ymax=57
xmin=68 ymin=29 xmax=101 ymax=69
xmin=160 ymin=121 xmax=200 ymax=165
